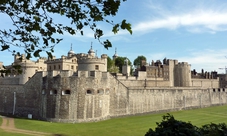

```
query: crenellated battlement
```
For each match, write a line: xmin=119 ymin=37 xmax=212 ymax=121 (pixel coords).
xmin=176 ymin=62 xmax=191 ymax=67
xmin=44 ymin=70 xmax=110 ymax=79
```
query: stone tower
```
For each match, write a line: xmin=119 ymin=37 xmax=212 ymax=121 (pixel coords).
xmin=77 ymin=46 xmax=107 ymax=72
xmin=167 ymin=59 xmax=178 ymax=87
xmin=174 ymin=62 xmax=192 ymax=87
xmin=122 ymin=59 xmax=131 ymax=76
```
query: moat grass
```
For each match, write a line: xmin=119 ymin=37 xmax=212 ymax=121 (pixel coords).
xmin=1 ymin=105 xmax=227 ymax=136
xmin=0 ymin=116 xmax=31 ymax=136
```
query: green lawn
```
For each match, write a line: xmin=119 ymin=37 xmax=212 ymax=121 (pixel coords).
xmin=1 ymin=105 xmax=227 ymax=136
xmin=0 ymin=116 xmax=31 ymax=136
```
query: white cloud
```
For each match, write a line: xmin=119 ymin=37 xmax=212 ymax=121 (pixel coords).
xmin=133 ymin=10 xmax=227 ymax=34
xmin=177 ymin=49 xmax=227 ymax=73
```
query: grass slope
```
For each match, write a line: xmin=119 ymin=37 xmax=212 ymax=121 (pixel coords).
xmin=3 ymin=105 xmax=227 ymax=136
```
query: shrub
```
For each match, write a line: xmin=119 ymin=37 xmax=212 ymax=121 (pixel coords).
xmin=145 ymin=113 xmax=227 ymax=136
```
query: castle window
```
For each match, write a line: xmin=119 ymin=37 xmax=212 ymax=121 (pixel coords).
xmin=213 ymin=89 xmax=215 ymax=92
xmin=71 ymin=65 xmax=74 ymax=70
xmin=58 ymin=65 xmax=61 ymax=69
xmin=50 ymin=90 xmax=57 ymax=95
xmin=42 ymin=90 xmax=45 ymax=95
xmin=62 ymin=90 xmax=71 ymax=95
xmin=86 ymin=89 xmax=94 ymax=95
xmin=49 ymin=66 xmax=51 ymax=70
xmin=105 ymin=89 xmax=110 ymax=95
xmin=218 ymin=88 xmax=221 ymax=92
xmin=98 ymin=89 xmax=104 ymax=95
xmin=54 ymin=65 xmax=56 ymax=70
xmin=223 ymin=88 xmax=225 ymax=92
xmin=95 ymin=65 xmax=99 ymax=70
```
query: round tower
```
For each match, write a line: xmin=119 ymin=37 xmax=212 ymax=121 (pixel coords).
xmin=77 ymin=46 xmax=107 ymax=72
xmin=174 ymin=62 xmax=192 ymax=87
xmin=18 ymin=62 xmax=39 ymax=84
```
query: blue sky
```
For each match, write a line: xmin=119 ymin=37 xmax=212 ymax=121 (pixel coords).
xmin=1 ymin=0 xmax=227 ymax=73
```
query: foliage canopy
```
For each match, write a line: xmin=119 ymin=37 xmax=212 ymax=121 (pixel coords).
xmin=0 ymin=0 xmax=132 ymax=59
xmin=133 ymin=55 xmax=146 ymax=66
xmin=145 ymin=113 xmax=227 ymax=136
xmin=114 ymin=56 xmax=131 ymax=73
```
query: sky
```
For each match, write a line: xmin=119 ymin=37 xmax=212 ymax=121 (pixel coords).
xmin=1 ymin=0 xmax=227 ymax=73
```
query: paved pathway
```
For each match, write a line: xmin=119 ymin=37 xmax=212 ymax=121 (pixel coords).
xmin=1 ymin=116 xmax=51 ymax=136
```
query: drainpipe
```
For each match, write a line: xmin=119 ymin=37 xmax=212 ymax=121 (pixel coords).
xmin=13 ymin=92 xmax=16 ymax=115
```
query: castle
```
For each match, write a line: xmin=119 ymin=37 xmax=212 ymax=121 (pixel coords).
xmin=0 ymin=46 xmax=226 ymax=123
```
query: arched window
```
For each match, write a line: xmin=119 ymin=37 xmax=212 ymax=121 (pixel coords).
xmin=50 ymin=89 xmax=57 ymax=95
xmin=86 ymin=89 xmax=94 ymax=95
xmin=97 ymin=89 xmax=104 ymax=95
xmin=105 ymin=89 xmax=110 ymax=95
xmin=62 ymin=90 xmax=71 ymax=95
xmin=42 ymin=90 xmax=45 ymax=95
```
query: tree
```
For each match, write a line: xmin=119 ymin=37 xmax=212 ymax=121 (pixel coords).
xmin=145 ymin=113 xmax=200 ymax=136
xmin=107 ymin=56 xmax=119 ymax=73
xmin=114 ymin=56 xmax=131 ymax=73
xmin=0 ymin=0 xmax=132 ymax=59
xmin=145 ymin=113 xmax=227 ymax=136
xmin=133 ymin=55 xmax=146 ymax=67
xmin=199 ymin=123 xmax=227 ymax=136
xmin=107 ymin=56 xmax=113 ymax=71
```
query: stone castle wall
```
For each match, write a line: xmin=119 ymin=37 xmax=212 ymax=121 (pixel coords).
xmin=191 ymin=78 xmax=219 ymax=88
xmin=128 ymin=87 xmax=226 ymax=115
xmin=0 ymin=85 xmax=23 ymax=115
xmin=0 ymin=72 xmax=43 ymax=118
xmin=0 ymin=77 xmax=20 ymax=85
xmin=0 ymin=70 xmax=226 ymax=123
xmin=119 ymin=79 xmax=170 ymax=87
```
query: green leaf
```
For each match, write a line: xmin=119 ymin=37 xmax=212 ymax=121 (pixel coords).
xmin=46 ymin=51 xmax=53 ymax=59
xmin=1 ymin=45 xmax=9 ymax=51
xmin=112 ymin=24 xmax=119 ymax=34
xmin=0 ymin=6 xmax=6 ymax=10
xmin=77 ymin=22 xmax=83 ymax=30
xmin=26 ymin=53 xmax=31 ymax=59
xmin=33 ymin=16 xmax=40 ymax=22
xmin=31 ymin=45 xmax=35 ymax=50
xmin=103 ymin=39 xmax=112 ymax=49
xmin=51 ymin=38 xmax=55 ymax=43
xmin=121 ymin=20 xmax=132 ymax=34
xmin=33 ymin=49 xmax=42 ymax=57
